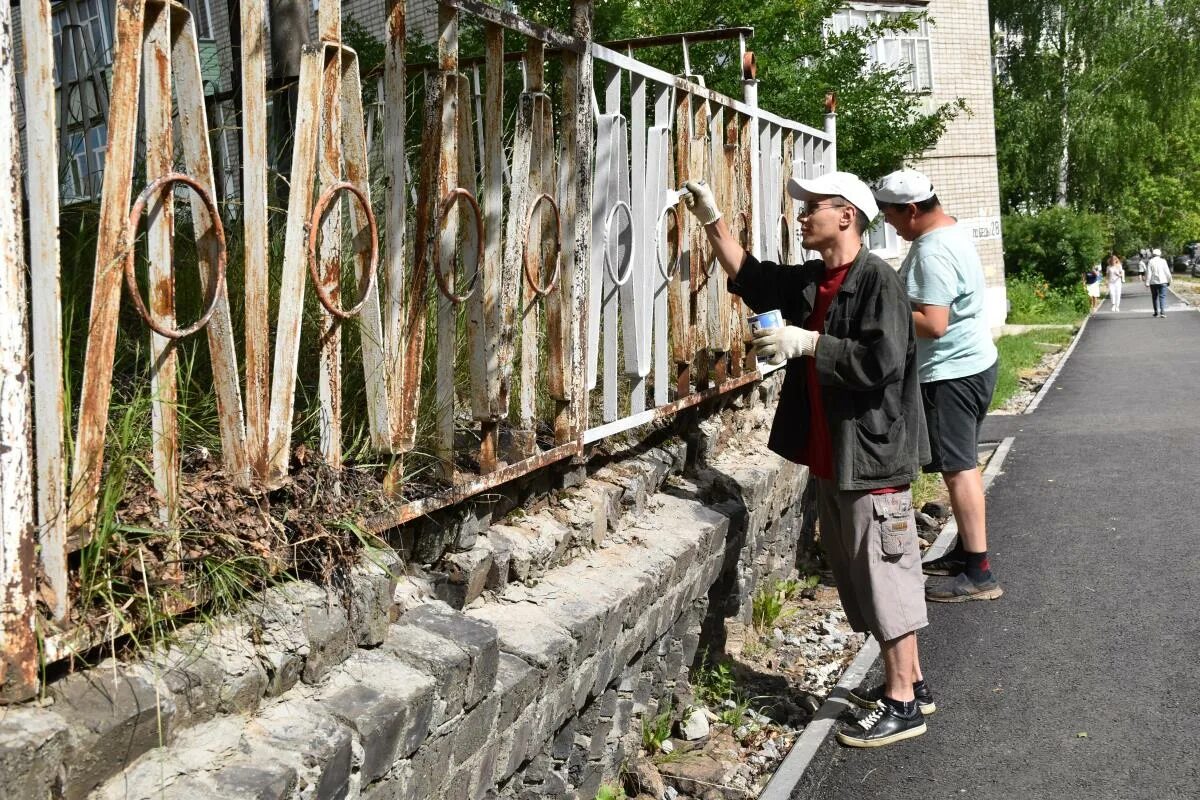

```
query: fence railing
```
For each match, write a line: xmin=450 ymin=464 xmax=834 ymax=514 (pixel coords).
xmin=0 ymin=0 xmax=834 ymax=702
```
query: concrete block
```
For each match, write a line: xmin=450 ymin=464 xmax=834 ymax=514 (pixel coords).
xmin=484 ymin=535 xmax=512 ymax=591
xmin=382 ymin=621 xmax=470 ymax=724
xmin=321 ymin=653 xmax=436 ymax=782
xmin=451 ymin=691 xmax=501 ymax=764
xmin=438 ymin=540 xmax=495 ymax=608
xmin=403 ymin=602 xmax=499 ymax=708
xmin=495 ymin=653 xmax=541 ymax=731
xmin=348 ymin=555 xmax=399 ymax=646
xmin=139 ymin=641 xmax=226 ymax=730
xmin=242 ymin=700 xmax=353 ymax=800
xmin=488 ymin=525 xmax=533 ymax=583
xmin=50 ymin=663 xmax=176 ymax=800
xmin=467 ymin=603 xmax=575 ymax=692
xmin=0 ymin=705 xmax=70 ymax=799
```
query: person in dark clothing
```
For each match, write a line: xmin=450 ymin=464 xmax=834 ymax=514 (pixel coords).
xmin=682 ymin=172 xmax=932 ymax=748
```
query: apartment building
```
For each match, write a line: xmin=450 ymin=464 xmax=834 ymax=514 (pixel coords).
xmin=831 ymin=0 xmax=1007 ymax=328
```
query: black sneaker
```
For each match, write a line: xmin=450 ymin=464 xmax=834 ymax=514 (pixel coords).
xmin=836 ymin=702 xmax=927 ymax=748
xmin=847 ymin=682 xmax=936 ymax=715
xmin=926 ymin=572 xmax=1004 ymax=602
xmin=922 ymin=552 xmax=965 ymax=576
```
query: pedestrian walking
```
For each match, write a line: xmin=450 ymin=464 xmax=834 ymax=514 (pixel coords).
xmin=1144 ymin=248 xmax=1171 ymax=317
xmin=1084 ymin=265 xmax=1102 ymax=313
xmin=682 ymin=172 xmax=933 ymax=748
xmin=1105 ymin=254 xmax=1125 ymax=311
xmin=873 ymin=169 xmax=1003 ymax=603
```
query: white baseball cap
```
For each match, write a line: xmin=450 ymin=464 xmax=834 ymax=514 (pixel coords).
xmin=873 ymin=169 xmax=936 ymax=204
xmin=1153 ymin=248 xmax=1162 ymax=256
xmin=787 ymin=171 xmax=878 ymax=222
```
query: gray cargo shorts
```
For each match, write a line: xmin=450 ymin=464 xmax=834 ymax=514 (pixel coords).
xmin=815 ymin=479 xmax=928 ymax=642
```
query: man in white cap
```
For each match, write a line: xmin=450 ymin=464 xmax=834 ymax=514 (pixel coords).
xmin=1144 ymin=248 xmax=1172 ymax=317
xmin=682 ymin=173 xmax=932 ymax=748
xmin=873 ymin=169 xmax=1003 ymax=603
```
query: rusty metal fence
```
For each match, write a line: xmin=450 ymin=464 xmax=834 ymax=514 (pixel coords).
xmin=0 ymin=0 xmax=834 ymax=701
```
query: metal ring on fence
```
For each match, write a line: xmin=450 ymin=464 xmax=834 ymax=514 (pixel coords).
xmin=306 ymin=181 xmax=380 ymax=319
xmin=123 ymin=172 xmax=226 ymax=340
xmin=602 ymin=200 xmax=635 ymax=287
xmin=655 ymin=204 xmax=682 ymax=281
xmin=523 ymin=192 xmax=563 ymax=298
xmin=433 ymin=187 xmax=485 ymax=305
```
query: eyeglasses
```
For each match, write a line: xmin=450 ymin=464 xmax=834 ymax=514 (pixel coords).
xmin=798 ymin=203 xmax=845 ymax=218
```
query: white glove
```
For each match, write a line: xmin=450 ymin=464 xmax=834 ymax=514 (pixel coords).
xmin=681 ymin=180 xmax=722 ymax=225
xmin=753 ymin=325 xmax=819 ymax=365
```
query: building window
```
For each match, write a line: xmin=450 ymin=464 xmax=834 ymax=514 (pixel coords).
xmin=866 ymin=220 xmax=901 ymax=257
xmin=61 ymin=122 xmax=108 ymax=202
xmin=51 ymin=0 xmax=112 ymax=86
xmin=185 ymin=0 xmax=214 ymax=40
xmin=829 ymin=7 xmax=933 ymax=92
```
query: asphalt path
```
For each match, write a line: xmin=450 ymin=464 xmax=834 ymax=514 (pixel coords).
xmin=789 ymin=282 xmax=1200 ymax=799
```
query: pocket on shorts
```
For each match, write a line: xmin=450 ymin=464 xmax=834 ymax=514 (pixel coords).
xmin=871 ymin=494 xmax=914 ymax=560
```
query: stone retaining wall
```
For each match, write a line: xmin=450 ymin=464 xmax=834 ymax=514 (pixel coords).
xmin=0 ymin=375 xmax=818 ymax=800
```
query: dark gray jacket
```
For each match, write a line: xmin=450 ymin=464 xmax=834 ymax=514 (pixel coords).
xmin=730 ymin=246 xmax=929 ymax=491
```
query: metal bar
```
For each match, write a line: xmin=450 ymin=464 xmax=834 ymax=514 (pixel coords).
xmin=171 ymin=4 xmax=251 ymax=490
xmin=20 ymin=0 xmax=67 ymax=622
xmin=435 ymin=2 xmax=460 ymax=480
xmin=599 ymin=27 xmax=754 ymax=53
xmin=241 ymin=0 xmax=270 ymax=477
xmin=0 ymin=0 xmax=37 ymax=702
xmin=518 ymin=41 xmax=545 ymax=452
xmin=66 ymin=0 xmax=147 ymax=546
xmin=591 ymin=44 xmax=832 ymax=141
xmin=781 ymin=130 xmax=794 ymax=263
xmin=474 ymin=23 xmax=504 ymax=473
xmin=339 ymin=50 xmax=392 ymax=452
xmin=600 ymin=67 xmax=620 ymax=423
xmin=383 ymin=0 xmax=407 ymax=454
xmin=144 ymin=2 xmax=180 ymax=531
xmin=583 ymin=370 xmax=763 ymax=444
xmin=318 ymin=43 xmax=344 ymax=474
xmin=441 ymin=0 xmax=584 ymax=52
xmin=561 ymin=0 xmax=593 ymax=442
xmin=627 ymin=63 xmax=648 ymax=414
xmin=499 ymin=83 xmax=533 ymax=430
xmin=671 ymin=87 xmax=691 ymax=398
xmin=267 ymin=45 xmax=324 ymax=483
xmin=650 ymin=83 xmax=671 ymax=406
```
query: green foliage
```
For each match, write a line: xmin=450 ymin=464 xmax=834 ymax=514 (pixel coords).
xmin=692 ymin=653 xmax=736 ymax=707
xmin=1005 ymin=275 xmax=1089 ymax=324
xmin=993 ymin=0 xmax=1200 ymax=240
xmin=991 ymin=328 xmax=1077 ymax=411
xmin=751 ymin=584 xmax=793 ymax=631
xmin=1002 ymin=207 xmax=1111 ymax=290
xmin=641 ymin=702 xmax=674 ymax=752
xmin=594 ymin=784 xmax=627 ymax=800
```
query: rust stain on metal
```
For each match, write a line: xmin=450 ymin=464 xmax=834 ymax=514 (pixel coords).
xmin=66 ymin=0 xmax=149 ymax=547
xmin=123 ymin=173 xmax=226 ymax=340
xmin=306 ymin=181 xmax=380 ymax=319
xmin=241 ymin=0 xmax=270 ymax=477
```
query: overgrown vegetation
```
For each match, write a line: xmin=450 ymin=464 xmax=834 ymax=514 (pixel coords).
xmin=641 ymin=701 xmax=674 ymax=753
xmin=991 ymin=327 xmax=1077 ymax=411
xmin=1002 ymin=207 xmax=1111 ymax=291
xmin=1005 ymin=275 xmax=1089 ymax=324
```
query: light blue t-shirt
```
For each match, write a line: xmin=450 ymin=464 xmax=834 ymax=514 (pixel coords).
xmin=899 ymin=224 xmax=997 ymax=383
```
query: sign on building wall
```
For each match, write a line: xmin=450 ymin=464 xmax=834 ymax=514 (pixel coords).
xmin=957 ymin=215 xmax=1003 ymax=241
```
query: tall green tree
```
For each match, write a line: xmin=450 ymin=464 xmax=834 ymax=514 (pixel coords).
xmin=993 ymin=0 xmax=1200 ymax=249
xmin=519 ymin=0 xmax=963 ymax=181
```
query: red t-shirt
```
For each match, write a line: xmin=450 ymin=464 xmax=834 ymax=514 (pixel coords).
xmin=800 ymin=261 xmax=906 ymax=495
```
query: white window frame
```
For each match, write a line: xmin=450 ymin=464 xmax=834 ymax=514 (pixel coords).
xmin=866 ymin=219 xmax=902 ymax=258
xmin=829 ymin=5 xmax=934 ymax=93
xmin=50 ymin=0 xmax=113 ymax=88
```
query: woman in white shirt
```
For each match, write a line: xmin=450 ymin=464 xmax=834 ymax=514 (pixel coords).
xmin=1105 ymin=254 xmax=1125 ymax=311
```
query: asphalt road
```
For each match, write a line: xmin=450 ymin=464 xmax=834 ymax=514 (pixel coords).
xmin=789 ymin=283 xmax=1200 ymax=800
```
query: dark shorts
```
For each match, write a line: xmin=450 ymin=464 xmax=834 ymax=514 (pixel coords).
xmin=921 ymin=360 xmax=998 ymax=473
